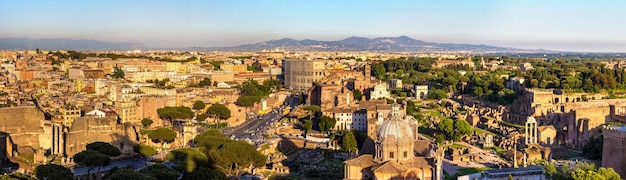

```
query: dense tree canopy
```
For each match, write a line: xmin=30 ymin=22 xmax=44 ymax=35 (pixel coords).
xmin=148 ymin=128 xmax=177 ymax=149
xmin=73 ymin=149 xmax=111 ymax=177
xmin=192 ymin=101 xmax=206 ymax=110
xmin=238 ymin=79 xmax=272 ymax=97
xmin=141 ymin=118 xmax=153 ymax=127
xmin=582 ymin=135 xmax=603 ymax=160
xmin=191 ymin=130 xmax=266 ymax=177
xmin=167 ymin=148 xmax=209 ymax=173
xmin=86 ymin=141 xmax=121 ymax=157
xmin=438 ymin=118 xmax=472 ymax=141
xmin=353 ymin=89 xmax=363 ymax=101
xmin=341 ymin=131 xmax=357 ymax=153
xmin=195 ymin=114 xmax=208 ymax=122
xmin=107 ymin=168 xmax=157 ymax=180
xmin=209 ymin=141 xmax=266 ymax=174
xmin=206 ymin=103 xmax=231 ymax=120
xmin=318 ymin=115 xmax=337 ymax=133
xmin=139 ymin=164 xmax=180 ymax=180
xmin=236 ymin=96 xmax=261 ymax=107
xmin=157 ymin=106 xmax=194 ymax=121
xmin=34 ymin=164 xmax=74 ymax=180
xmin=134 ymin=144 xmax=158 ymax=162
xmin=112 ymin=67 xmax=125 ymax=79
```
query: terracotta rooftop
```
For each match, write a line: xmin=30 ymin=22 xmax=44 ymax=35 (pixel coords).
xmin=344 ymin=154 xmax=373 ymax=167
xmin=372 ymin=161 xmax=407 ymax=174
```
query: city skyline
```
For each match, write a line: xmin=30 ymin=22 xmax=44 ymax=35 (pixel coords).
xmin=2 ymin=0 xmax=626 ymax=52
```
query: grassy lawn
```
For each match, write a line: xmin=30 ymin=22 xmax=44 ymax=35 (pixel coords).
xmin=473 ymin=127 xmax=496 ymax=135
xmin=429 ymin=110 xmax=442 ymax=117
xmin=447 ymin=144 xmax=467 ymax=149
xmin=499 ymin=121 xmax=525 ymax=129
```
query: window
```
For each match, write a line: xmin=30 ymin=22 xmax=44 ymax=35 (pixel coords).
xmin=404 ymin=151 xmax=408 ymax=158
xmin=389 ymin=152 xmax=394 ymax=158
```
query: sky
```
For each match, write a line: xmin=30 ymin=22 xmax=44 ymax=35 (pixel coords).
xmin=1 ymin=0 xmax=626 ymax=52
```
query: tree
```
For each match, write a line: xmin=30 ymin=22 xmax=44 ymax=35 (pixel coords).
xmin=209 ymin=141 xmax=266 ymax=176
xmin=372 ymin=64 xmax=386 ymax=80
xmin=34 ymin=164 xmax=74 ymax=180
xmin=167 ymin=148 xmax=208 ymax=173
xmin=582 ymin=135 xmax=603 ymax=160
xmin=544 ymin=163 xmax=558 ymax=179
xmin=318 ymin=115 xmax=337 ymax=133
xmin=236 ymin=96 xmax=261 ymax=107
xmin=353 ymin=89 xmax=363 ymax=101
xmin=435 ymin=134 xmax=446 ymax=145
xmin=86 ymin=141 xmax=121 ymax=157
xmin=198 ymin=78 xmax=212 ymax=87
xmin=148 ymin=128 xmax=177 ymax=159
xmin=157 ymin=106 xmax=195 ymax=126
xmin=428 ymin=89 xmax=448 ymax=100
xmin=303 ymin=105 xmax=321 ymax=120
xmin=112 ymin=66 xmax=125 ymax=79
xmin=406 ymin=100 xmax=416 ymax=115
xmin=195 ymin=114 xmax=208 ymax=122
xmin=192 ymin=101 xmax=206 ymax=110
xmin=107 ymin=168 xmax=157 ymax=180
xmin=184 ymin=166 xmax=227 ymax=180
xmin=571 ymin=169 xmax=601 ymax=180
xmin=438 ymin=118 xmax=454 ymax=140
xmin=194 ymin=130 xmax=232 ymax=151
xmin=597 ymin=167 xmax=621 ymax=180
xmin=453 ymin=119 xmax=473 ymax=141
xmin=303 ymin=120 xmax=313 ymax=132
xmin=529 ymin=79 xmax=539 ymax=88
xmin=139 ymin=164 xmax=179 ymax=180
xmin=141 ymin=118 xmax=154 ymax=127
xmin=73 ymin=150 xmax=111 ymax=180
xmin=207 ymin=103 xmax=231 ymax=126
xmin=263 ymin=78 xmax=282 ymax=91
xmin=0 ymin=173 xmax=35 ymax=180
xmin=238 ymin=79 xmax=271 ymax=97
xmin=341 ymin=131 xmax=357 ymax=153
xmin=134 ymin=144 xmax=157 ymax=165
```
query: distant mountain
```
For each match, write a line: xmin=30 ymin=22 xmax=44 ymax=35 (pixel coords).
xmin=0 ymin=38 xmax=147 ymax=51
xmin=199 ymin=36 xmax=547 ymax=53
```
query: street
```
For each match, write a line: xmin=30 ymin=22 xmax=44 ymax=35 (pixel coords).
xmin=72 ymin=158 xmax=153 ymax=176
xmin=222 ymin=105 xmax=286 ymax=143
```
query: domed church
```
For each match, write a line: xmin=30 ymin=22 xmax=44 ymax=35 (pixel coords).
xmin=344 ymin=105 xmax=443 ymax=180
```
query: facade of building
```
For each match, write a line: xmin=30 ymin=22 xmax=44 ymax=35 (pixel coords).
xmin=389 ymin=79 xmax=403 ymax=89
xmin=370 ymin=83 xmax=390 ymax=100
xmin=344 ymin=106 xmax=443 ymax=180
xmin=282 ymin=59 xmax=326 ymax=90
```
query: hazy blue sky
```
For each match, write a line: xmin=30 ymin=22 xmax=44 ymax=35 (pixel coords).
xmin=1 ymin=0 xmax=625 ymax=52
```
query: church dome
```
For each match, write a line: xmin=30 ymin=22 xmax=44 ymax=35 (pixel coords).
xmin=377 ymin=116 xmax=414 ymax=140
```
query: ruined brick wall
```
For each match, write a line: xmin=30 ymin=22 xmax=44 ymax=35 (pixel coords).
xmin=602 ymin=127 xmax=626 ymax=178
xmin=139 ymin=95 xmax=168 ymax=123
xmin=567 ymin=106 xmax=610 ymax=148
xmin=65 ymin=116 xmax=139 ymax=157
xmin=0 ymin=107 xmax=45 ymax=149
